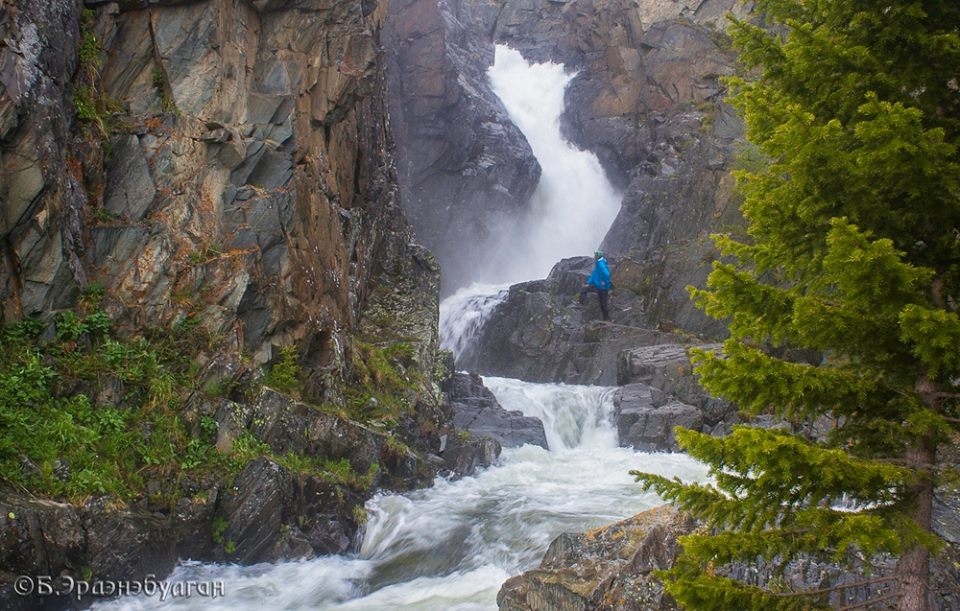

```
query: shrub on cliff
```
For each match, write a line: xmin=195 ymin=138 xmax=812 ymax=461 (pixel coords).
xmin=633 ymin=1 xmax=960 ymax=610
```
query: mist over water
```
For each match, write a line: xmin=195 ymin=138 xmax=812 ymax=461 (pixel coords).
xmin=97 ymin=379 xmax=707 ymax=611
xmin=440 ymin=46 xmax=621 ymax=358
xmin=484 ymin=46 xmax=621 ymax=285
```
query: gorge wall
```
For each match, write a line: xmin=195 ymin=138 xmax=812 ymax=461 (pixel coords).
xmin=2 ymin=0 xmax=410 ymax=390
xmin=0 ymin=0 xmax=503 ymax=606
xmin=384 ymin=0 xmax=541 ymax=294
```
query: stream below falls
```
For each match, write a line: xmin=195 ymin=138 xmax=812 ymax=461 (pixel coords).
xmin=98 ymin=377 xmax=707 ymax=610
xmin=96 ymin=44 xmax=709 ymax=611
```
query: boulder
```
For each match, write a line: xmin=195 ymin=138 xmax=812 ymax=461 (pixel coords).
xmin=440 ymin=435 xmax=502 ymax=478
xmin=214 ymin=457 xmax=364 ymax=563
xmin=497 ymin=505 xmax=693 ymax=611
xmin=617 ymin=343 xmax=732 ymax=426
xmin=445 ymin=372 xmax=548 ymax=449
xmin=613 ymin=384 xmax=702 ymax=452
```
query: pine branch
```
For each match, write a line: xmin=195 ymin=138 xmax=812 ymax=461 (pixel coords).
xmin=836 ymin=589 xmax=901 ymax=610
xmin=769 ymin=575 xmax=899 ymax=598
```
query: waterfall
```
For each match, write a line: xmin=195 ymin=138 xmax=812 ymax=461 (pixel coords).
xmin=94 ymin=45 xmax=693 ymax=611
xmin=439 ymin=45 xmax=621 ymax=356
xmin=485 ymin=46 xmax=621 ymax=284
xmin=439 ymin=284 xmax=510 ymax=361
xmin=96 ymin=378 xmax=707 ymax=611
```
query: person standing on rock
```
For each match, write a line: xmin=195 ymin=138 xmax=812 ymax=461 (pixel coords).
xmin=580 ymin=251 xmax=611 ymax=321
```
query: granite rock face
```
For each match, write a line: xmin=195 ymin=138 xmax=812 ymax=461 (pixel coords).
xmin=445 ymin=372 xmax=548 ymax=448
xmin=1 ymin=0 xmax=414 ymax=393
xmin=384 ymin=0 xmax=541 ymax=294
xmin=0 ymin=0 xmax=87 ymax=320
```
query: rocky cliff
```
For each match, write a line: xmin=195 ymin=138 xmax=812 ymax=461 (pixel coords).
xmin=0 ymin=0 xmax=502 ymax=606
xmin=2 ymin=0 xmax=413 ymax=389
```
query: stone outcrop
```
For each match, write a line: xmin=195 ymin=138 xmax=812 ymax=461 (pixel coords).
xmin=384 ymin=0 xmax=541 ymax=294
xmin=498 ymin=505 xmax=693 ymax=611
xmin=459 ymin=257 xmax=692 ymax=384
xmin=499 ymin=504 xmax=960 ymax=611
xmin=445 ymin=372 xmax=548 ymax=448
xmin=613 ymin=343 xmax=741 ymax=450
xmin=618 ymin=343 xmax=732 ymax=425
xmin=613 ymin=384 xmax=702 ymax=452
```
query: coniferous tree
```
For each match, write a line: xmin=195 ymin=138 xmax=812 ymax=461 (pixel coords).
xmin=632 ymin=2 xmax=960 ymax=610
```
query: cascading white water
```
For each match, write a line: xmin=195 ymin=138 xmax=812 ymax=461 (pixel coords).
xmin=439 ymin=284 xmax=510 ymax=361
xmin=439 ymin=46 xmax=621 ymax=358
xmin=97 ymin=378 xmax=707 ymax=610
xmin=484 ymin=46 xmax=621 ymax=284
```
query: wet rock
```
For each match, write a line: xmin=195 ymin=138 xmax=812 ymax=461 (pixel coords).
xmin=445 ymin=372 xmax=548 ymax=449
xmin=613 ymin=384 xmax=702 ymax=452
xmin=214 ymin=457 xmax=364 ymax=563
xmin=0 ymin=491 xmax=212 ymax=609
xmin=440 ymin=435 xmax=502 ymax=479
xmin=617 ymin=343 xmax=732 ymax=426
xmin=461 ymin=258 xmax=691 ymax=385
xmin=497 ymin=505 xmax=693 ymax=610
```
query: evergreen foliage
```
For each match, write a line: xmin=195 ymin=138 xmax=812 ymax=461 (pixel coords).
xmin=632 ymin=1 xmax=960 ymax=609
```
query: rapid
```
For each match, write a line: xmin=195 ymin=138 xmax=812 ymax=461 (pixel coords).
xmin=98 ymin=46 xmax=706 ymax=611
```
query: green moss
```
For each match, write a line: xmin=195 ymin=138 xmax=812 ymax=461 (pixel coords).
xmin=77 ymin=10 xmax=101 ymax=74
xmin=73 ymin=86 xmax=99 ymax=123
xmin=151 ymin=67 xmax=165 ymax=90
xmin=346 ymin=341 xmax=423 ymax=422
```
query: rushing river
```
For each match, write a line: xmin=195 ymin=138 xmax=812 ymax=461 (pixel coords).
xmin=98 ymin=378 xmax=706 ymax=611
xmin=95 ymin=45 xmax=705 ymax=611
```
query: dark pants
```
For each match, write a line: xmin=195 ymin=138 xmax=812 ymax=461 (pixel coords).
xmin=580 ymin=286 xmax=610 ymax=321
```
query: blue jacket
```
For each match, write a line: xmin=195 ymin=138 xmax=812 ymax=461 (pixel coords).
xmin=587 ymin=257 xmax=611 ymax=290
